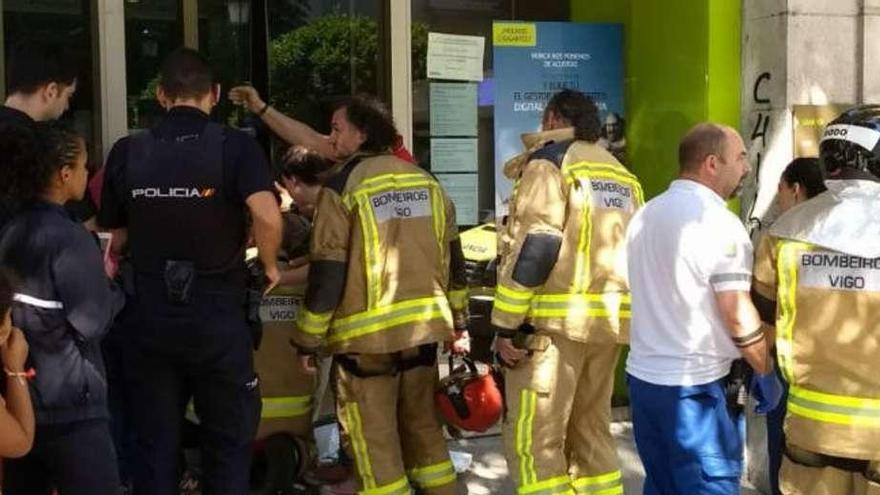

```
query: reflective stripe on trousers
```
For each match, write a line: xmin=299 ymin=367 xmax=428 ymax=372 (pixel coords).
xmin=517 ymin=475 xmax=574 ymax=495
xmin=407 ymin=460 xmax=456 ymax=489
xmin=359 ymin=475 xmax=412 ymax=495
xmin=342 ymin=402 xmax=378 ymax=490
xmin=260 ymin=395 xmax=313 ymax=419
xmin=571 ymin=470 xmax=623 ymax=494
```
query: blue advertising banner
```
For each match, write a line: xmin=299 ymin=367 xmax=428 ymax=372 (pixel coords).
xmin=493 ymin=22 xmax=625 ymax=216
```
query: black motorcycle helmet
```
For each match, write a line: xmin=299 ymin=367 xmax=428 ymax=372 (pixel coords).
xmin=819 ymin=105 xmax=880 ymax=179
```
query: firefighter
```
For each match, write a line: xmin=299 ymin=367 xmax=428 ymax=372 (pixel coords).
xmin=752 ymin=105 xmax=880 ymax=495
xmin=290 ymin=94 xmax=469 ymax=495
xmin=492 ymin=89 xmax=642 ymax=495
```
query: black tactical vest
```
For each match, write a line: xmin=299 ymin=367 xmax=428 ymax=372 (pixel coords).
xmin=125 ymin=123 xmax=246 ymax=276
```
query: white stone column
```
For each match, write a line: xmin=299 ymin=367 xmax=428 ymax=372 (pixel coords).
xmin=741 ymin=1 xmax=876 ymax=493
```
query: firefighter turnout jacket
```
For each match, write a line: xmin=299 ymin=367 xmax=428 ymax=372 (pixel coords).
xmin=293 ymin=153 xmax=468 ymax=355
xmin=492 ymin=128 xmax=643 ymax=344
xmin=753 ymin=179 xmax=880 ymax=461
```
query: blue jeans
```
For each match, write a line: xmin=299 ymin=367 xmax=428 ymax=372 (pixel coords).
xmin=766 ymin=359 xmax=790 ymax=495
xmin=628 ymin=374 xmax=743 ymax=495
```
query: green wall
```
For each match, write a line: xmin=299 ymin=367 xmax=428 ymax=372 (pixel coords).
xmin=571 ymin=0 xmax=742 ymax=199
xmin=570 ymin=0 xmax=742 ymax=400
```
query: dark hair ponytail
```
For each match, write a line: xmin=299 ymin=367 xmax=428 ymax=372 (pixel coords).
xmin=781 ymin=157 xmax=827 ymax=199
xmin=0 ymin=122 xmax=84 ymax=203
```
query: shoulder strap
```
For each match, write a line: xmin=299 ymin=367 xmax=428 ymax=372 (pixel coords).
xmin=528 ymin=139 xmax=575 ymax=169
xmin=325 ymin=155 xmax=367 ymax=194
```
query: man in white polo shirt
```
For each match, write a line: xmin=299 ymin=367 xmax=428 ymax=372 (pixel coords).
xmin=625 ymin=123 xmax=782 ymax=494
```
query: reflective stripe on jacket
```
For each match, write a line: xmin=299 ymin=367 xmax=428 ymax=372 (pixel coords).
xmin=755 ymin=235 xmax=880 ymax=459
xmin=753 ymin=180 xmax=880 ymax=459
xmin=293 ymin=153 xmax=467 ymax=354
xmin=492 ymin=128 xmax=643 ymax=343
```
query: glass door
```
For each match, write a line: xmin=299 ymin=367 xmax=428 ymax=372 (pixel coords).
xmin=3 ymin=0 xmax=98 ymax=159
xmin=124 ymin=0 xmax=253 ymax=132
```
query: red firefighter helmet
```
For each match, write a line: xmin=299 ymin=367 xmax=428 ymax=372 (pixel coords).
xmin=435 ymin=356 xmax=503 ymax=432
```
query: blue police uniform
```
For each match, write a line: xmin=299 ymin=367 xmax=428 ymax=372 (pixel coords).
xmin=0 ymin=200 xmax=125 ymax=494
xmin=99 ymin=106 xmax=273 ymax=495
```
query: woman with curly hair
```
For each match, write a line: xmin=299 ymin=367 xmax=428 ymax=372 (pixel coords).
xmin=0 ymin=123 xmax=124 ymax=494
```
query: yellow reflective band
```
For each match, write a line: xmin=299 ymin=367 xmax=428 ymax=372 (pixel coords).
xmin=516 ymin=389 xmax=538 ymax=486
xmin=572 ymin=470 xmax=623 ymax=494
xmin=407 ymin=460 xmax=456 ymax=488
xmin=345 ymin=174 xmax=442 ymax=310
xmin=494 ymin=299 xmax=531 ymax=316
xmin=448 ymin=288 xmax=468 ymax=311
xmin=343 ymin=403 xmax=376 ymax=489
xmin=296 ymin=308 xmax=333 ymax=336
xmin=529 ymin=293 xmax=630 ymax=319
xmin=327 ymin=297 xmax=453 ymax=344
xmin=358 ymin=172 xmax=430 ymax=189
xmin=261 ymin=396 xmax=313 ymax=419
xmin=346 ymin=178 xmax=437 ymax=209
xmin=787 ymin=385 xmax=880 ymax=427
xmin=574 ymin=182 xmax=593 ymax=292
xmin=497 ymin=285 xmax=534 ymax=301
xmin=342 ymin=174 xmax=435 ymax=209
xmin=563 ymin=163 xmax=640 ymax=186
xmin=591 ymin=488 xmax=623 ymax=495
xmin=359 ymin=475 xmax=411 ymax=495
xmin=564 ymin=161 xmax=639 ymax=180
xmin=355 ymin=194 xmax=381 ymax=309
xmin=517 ymin=475 xmax=574 ymax=495
xmin=775 ymin=241 xmax=813 ymax=384
xmin=431 ymin=186 xmax=446 ymax=256
xmin=495 ymin=285 xmax=534 ymax=316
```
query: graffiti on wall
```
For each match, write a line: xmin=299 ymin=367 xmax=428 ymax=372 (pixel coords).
xmin=746 ymin=71 xmax=772 ymax=233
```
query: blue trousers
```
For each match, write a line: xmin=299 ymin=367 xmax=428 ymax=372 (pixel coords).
xmin=766 ymin=362 xmax=790 ymax=495
xmin=3 ymin=419 xmax=120 ymax=495
xmin=124 ymin=288 xmax=261 ymax=495
xmin=628 ymin=374 xmax=743 ymax=495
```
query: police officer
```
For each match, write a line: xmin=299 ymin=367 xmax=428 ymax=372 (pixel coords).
xmin=98 ymin=48 xmax=282 ymax=495
xmin=290 ymin=94 xmax=469 ymax=495
xmin=752 ymin=105 xmax=880 ymax=495
xmin=492 ymin=89 xmax=639 ymax=495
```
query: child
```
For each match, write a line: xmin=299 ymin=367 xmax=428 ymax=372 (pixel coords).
xmin=0 ymin=268 xmax=34 ymax=459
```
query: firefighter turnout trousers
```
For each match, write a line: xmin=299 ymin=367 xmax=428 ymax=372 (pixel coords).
xmin=334 ymin=348 xmax=456 ymax=495
xmin=780 ymin=457 xmax=880 ymax=495
xmin=503 ymin=333 xmax=623 ymax=495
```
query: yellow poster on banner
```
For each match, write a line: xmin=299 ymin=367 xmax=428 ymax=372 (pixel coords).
xmin=493 ymin=22 xmax=536 ymax=47
xmin=792 ymin=104 xmax=853 ymax=157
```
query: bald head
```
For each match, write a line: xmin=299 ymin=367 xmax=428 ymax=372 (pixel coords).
xmin=678 ymin=122 xmax=750 ymax=199
xmin=678 ymin=123 xmax=731 ymax=173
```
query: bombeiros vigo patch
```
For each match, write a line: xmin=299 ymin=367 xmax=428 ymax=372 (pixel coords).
xmin=370 ymin=188 xmax=432 ymax=223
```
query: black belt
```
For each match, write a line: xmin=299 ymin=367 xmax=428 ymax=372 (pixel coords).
xmin=335 ymin=344 xmax=437 ymax=378
xmin=785 ymin=444 xmax=878 ymax=481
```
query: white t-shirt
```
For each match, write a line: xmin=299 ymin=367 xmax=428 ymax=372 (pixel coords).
xmin=625 ymin=180 xmax=753 ymax=386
